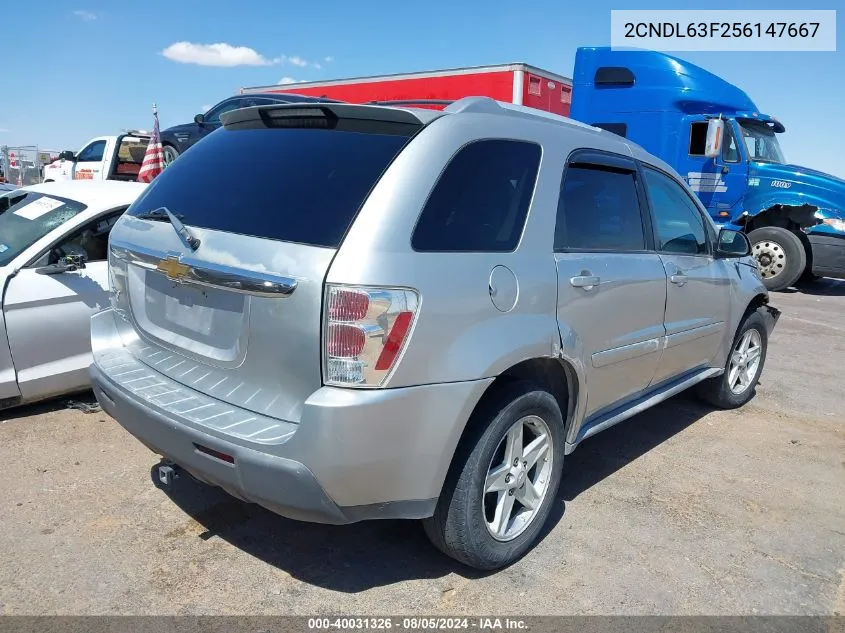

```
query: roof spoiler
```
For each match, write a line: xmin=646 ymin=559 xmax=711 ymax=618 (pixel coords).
xmin=221 ymin=102 xmax=441 ymax=134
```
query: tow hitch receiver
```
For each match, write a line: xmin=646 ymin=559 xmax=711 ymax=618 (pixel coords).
xmin=157 ymin=462 xmax=180 ymax=486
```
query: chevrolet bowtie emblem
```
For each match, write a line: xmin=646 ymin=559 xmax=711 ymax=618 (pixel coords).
xmin=156 ymin=256 xmax=190 ymax=282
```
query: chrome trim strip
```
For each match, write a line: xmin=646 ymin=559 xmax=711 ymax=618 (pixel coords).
xmin=591 ymin=338 xmax=660 ymax=369
xmin=110 ymin=240 xmax=298 ymax=298
xmin=664 ymin=322 xmax=725 ymax=349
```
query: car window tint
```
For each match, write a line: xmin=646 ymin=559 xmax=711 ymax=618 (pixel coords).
xmin=643 ymin=168 xmax=708 ymax=255
xmin=77 ymin=141 xmax=106 ymax=163
xmin=555 ymin=165 xmax=645 ymax=251
xmin=689 ymin=122 xmax=708 ymax=155
xmin=205 ymin=99 xmax=244 ymax=124
xmin=127 ymin=127 xmax=410 ymax=248
xmin=412 ymin=140 xmax=541 ymax=252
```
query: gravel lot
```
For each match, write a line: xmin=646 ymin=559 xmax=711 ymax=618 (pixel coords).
xmin=1 ymin=279 xmax=843 ymax=616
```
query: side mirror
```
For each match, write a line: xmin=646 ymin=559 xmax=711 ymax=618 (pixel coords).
xmin=704 ymin=119 xmax=725 ymax=158
xmin=715 ymin=228 xmax=751 ymax=258
xmin=59 ymin=150 xmax=76 ymax=162
xmin=36 ymin=253 xmax=87 ymax=275
xmin=194 ymin=113 xmax=205 ymax=125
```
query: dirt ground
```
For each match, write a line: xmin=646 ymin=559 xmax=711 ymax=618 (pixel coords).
xmin=0 ymin=279 xmax=843 ymax=616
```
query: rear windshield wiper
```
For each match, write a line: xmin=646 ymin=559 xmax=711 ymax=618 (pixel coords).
xmin=134 ymin=207 xmax=201 ymax=251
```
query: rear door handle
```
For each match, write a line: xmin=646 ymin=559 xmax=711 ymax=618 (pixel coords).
xmin=669 ymin=273 xmax=688 ymax=286
xmin=570 ymin=275 xmax=601 ymax=290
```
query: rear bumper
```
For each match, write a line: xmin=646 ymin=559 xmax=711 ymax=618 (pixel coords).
xmin=808 ymin=233 xmax=845 ymax=280
xmin=91 ymin=364 xmax=349 ymax=523
xmin=90 ymin=311 xmax=491 ymax=524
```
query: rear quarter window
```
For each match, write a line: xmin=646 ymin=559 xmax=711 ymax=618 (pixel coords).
xmin=411 ymin=139 xmax=541 ymax=252
xmin=126 ymin=127 xmax=410 ymax=248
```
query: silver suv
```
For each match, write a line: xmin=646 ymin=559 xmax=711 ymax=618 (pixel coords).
xmin=91 ymin=98 xmax=780 ymax=570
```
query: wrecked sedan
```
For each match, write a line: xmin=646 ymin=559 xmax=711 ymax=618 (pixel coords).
xmin=0 ymin=180 xmax=145 ymax=409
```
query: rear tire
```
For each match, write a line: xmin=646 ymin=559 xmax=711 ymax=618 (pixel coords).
xmin=423 ymin=381 xmax=565 ymax=570
xmin=748 ymin=227 xmax=806 ymax=291
xmin=696 ymin=311 xmax=768 ymax=409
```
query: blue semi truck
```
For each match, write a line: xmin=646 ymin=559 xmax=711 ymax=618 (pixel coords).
xmin=570 ymin=47 xmax=845 ymax=291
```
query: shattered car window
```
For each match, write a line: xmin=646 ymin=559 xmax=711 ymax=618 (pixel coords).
xmin=0 ymin=192 xmax=88 ymax=266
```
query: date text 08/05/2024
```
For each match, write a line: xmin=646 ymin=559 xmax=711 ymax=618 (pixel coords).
xmin=307 ymin=617 xmax=528 ymax=630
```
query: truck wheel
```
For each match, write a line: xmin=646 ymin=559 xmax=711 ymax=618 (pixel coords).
xmin=748 ymin=227 xmax=806 ymax=291
xmin=696 ymin=311 xmax=768 ymax=409
xmin=162 ymin=144 xmax=179 ymax=168
xmin=423 ymin=381 xmax=565 ymax=570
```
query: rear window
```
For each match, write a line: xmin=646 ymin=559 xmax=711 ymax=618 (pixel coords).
xmin=411 ymin=140 xmax=541 ymax=252
xmin=127 ymin=127 xmax=410 ymax=248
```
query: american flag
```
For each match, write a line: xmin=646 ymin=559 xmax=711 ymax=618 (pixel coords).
xmin=137 ymin=107 xmax=164 ymax=183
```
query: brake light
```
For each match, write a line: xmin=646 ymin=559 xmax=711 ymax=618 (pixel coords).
xmin=327 ymin=323 xmax=366 ymax=357
xmin=328 ymin=288 xmax=369 ymax=321
xmin=323 ymin=285 xmax=419 ymax=387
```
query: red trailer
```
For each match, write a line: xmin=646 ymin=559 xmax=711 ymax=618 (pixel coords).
xmin=241 ymin=63 xmax=573 ymax=116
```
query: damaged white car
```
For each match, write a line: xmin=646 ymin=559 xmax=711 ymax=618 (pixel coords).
xmin=0 ymin=181 xmax=145 ymax=409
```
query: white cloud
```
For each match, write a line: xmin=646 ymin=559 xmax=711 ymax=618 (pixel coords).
xmin=0 ymin=127 xmax=9 ymax=133
xmin=286 ymin=55 xmax=309 ymax=68
xmin=324 ymin=56 xmax=334 ymax=63
xmin=73 ymin=9 xmax=97 ymax=20
xmin=162 ymin=42 xmax=280 ymax=67
xmin=278 ymin=77 xmax=300 ymax=85
xmin=200 ymin=104 xmax=212 ymax=112
xmin=313 ymin=63 xmax=322 ymax=70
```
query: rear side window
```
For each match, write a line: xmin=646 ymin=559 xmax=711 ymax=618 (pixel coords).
xmin=127 ymin=128 xmax=410 ymax=248
xmin=412 ymin=140 xmax=541 ymax=252
xmin=555 ymin=165 xmax=645 ymax=251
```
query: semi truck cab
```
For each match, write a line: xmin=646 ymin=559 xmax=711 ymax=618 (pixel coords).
xmin=571 ymin=46 xmax=845 ymax=291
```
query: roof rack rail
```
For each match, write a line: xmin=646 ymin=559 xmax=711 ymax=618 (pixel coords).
xmin=365 ymin=99 xmax=455 ymax=106
xmin=444 ymin=96 xmax=505 ymax=115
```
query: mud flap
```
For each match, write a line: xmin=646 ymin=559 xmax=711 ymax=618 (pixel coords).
xmin=758 ymin=305 xmax=781 ymax=335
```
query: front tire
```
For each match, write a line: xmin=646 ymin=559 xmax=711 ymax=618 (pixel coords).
xmin=162 ymin=144 xmax=180 ymax=168
xmin=423 ymin=381 xmax=565 ymax=570
xmin=748 ymin=226 xmax=806 ymax=291
xmin=696 ymin=311 xmax=768 ymax=409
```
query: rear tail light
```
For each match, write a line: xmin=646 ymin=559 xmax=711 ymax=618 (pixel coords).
xmin=323 ymin=284 xmax=419 ymax=387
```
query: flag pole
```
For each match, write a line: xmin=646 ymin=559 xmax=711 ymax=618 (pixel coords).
xmin=152 ymin=102 xmax=157 ymax=116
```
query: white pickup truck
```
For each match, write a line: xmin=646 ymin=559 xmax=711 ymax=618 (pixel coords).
xmin=43 ymin=132 xmax=150 ymax=183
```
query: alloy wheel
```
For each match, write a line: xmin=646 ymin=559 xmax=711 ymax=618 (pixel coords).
xmin=728 ymin=329 xmax=763 ymax=395
xmin=483 ymin=415 xmax=554 ymax=542
xmin=752 ymin=240 xmax=787 ymax=280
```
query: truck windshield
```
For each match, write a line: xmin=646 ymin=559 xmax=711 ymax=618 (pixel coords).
xmin=739 ymin=120 xmax=785 ymax=164
xmin=0 ymin=191 xmax=87 ymax=267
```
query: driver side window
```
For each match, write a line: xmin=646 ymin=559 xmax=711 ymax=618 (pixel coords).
xmin=31 ymin=209 xmax=126 ymax=267
xmin=723 ymin=125 xmax=740 ymax=163
xmin=204 ymin=98 xmax=245 ymax=124
xmin=77 ymin=141 xmax=106 ymax=163
xmin=643 ymin=167 xmax=708 ymax=256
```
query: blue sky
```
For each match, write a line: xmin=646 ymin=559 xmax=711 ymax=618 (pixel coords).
xmin=2 ymin=0 xmax=843 ymax=178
